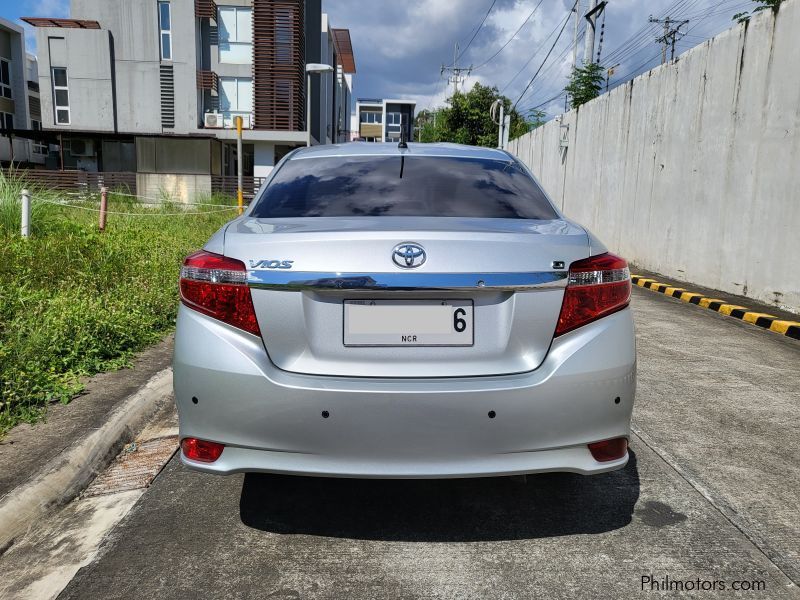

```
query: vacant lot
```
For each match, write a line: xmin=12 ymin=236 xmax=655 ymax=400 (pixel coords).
xmin=0 ymin=173 xmax=236 ymax=435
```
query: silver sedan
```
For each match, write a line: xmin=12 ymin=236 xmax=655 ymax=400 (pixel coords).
xmin=173 ymin=142 xmax=636 ymax=478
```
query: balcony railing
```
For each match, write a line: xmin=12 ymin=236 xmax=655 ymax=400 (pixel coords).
xmin=196 ymin=70 xmax=218 ymax=94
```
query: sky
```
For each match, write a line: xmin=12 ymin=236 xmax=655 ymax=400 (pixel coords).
xmin=2 ymin=0 xmax=756 ymax=118
xmin=322 ymin=0 xmax=756 ymax=117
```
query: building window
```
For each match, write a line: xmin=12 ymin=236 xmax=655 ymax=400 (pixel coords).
xmin=360 ymin=111 xmax=381 ymax=124
xmin=0 ymin=59 xmax=11 ymax=99
xmin=218 ymin=7 xmax=252 ymax=64
xmin=31 ymin=119 xmax=48 ymax=155
xmin=274 ymin=5 xmax=293 ymax=65
xmin=51 ymin=67 xmax=70 ymax=125
xmin=1 ymin=112 xmax=13 ymax=130
xmin=219 ymin=76 xmax=252 ymax=127
xmin=385 ymin=112 xmax=404 ymax=141
xmin=159 ymin=1 xmax=172 ymax=60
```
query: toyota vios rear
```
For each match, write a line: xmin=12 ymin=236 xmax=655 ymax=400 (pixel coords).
xmin=173 ymin=143 xmax=636 ymax=478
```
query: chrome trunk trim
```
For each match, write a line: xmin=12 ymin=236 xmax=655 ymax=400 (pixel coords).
xmin=247 ymin=271 xmax=568 ymax=291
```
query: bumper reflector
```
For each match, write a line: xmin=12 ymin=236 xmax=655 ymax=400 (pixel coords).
xmin=587 ymin=437 xmax=628 ymax=462
xmin=181 ymin=438 xmax=225 ymax=463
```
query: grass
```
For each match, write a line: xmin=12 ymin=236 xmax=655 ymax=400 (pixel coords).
xmin=0 ymin=170 xmax=238 ymax=436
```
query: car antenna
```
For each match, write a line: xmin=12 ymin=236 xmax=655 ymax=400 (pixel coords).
xmin=398 ymin=115 xmax=408 ymax=149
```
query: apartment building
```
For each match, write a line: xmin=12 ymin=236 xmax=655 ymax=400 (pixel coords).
xmin=0 ymin=18 xmax=46 ymax=166
xmin=23 ymin=0 xmax=355 ymax=199
xmin=355 ymin=98 xmax=415 ymax=143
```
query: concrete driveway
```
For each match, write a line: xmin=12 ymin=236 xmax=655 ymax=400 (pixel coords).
xmin=16 ymin=288 xmax=800 ymax=599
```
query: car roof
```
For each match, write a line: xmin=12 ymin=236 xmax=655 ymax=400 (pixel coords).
xmin=288 ymin=142 xmax=513 ymax=162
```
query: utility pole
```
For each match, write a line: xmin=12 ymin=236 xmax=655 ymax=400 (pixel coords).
xmin=583 ymin=0 xmax=597 ymax=64
xmin=649 ymin=16 xmax=689 ymax=64
xmin=441 ymin=43 xmax=472 ymax=96
xmin=572 ymin=0 xmax=583 ymax=69
xmin=595 ymin=9 xmax=606 ymax=64
xmin=583 ymin=1 xmax=607 ymax=64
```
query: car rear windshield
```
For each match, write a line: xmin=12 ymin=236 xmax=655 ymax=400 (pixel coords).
xmin=250 ymin=155 xmax=558 ymax=220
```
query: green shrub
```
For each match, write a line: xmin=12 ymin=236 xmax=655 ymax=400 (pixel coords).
xmin=0 ymin=172 xmax=237 ymax=435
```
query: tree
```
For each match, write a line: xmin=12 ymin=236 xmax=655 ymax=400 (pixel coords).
xmin=564 ymin=62 xmax=605 ymax=109
xmin=414 ymin=83 xmax=530 ymax=147
xmin=734 ymin=0 xmax=784 ymax=23
xmin=526 ymin=108 xmax=547 ymax=130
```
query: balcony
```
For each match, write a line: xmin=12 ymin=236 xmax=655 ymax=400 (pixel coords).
xmin=196 ymin=70 xmax=218 ymax=95
xmin=195 ymin=0 xmax=218 ymax=20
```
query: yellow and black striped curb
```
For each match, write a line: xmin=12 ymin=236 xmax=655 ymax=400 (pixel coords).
xmin=631 ymin=275 xmax=800 ymax=341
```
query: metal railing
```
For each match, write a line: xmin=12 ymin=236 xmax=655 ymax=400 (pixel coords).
xmin=1 ymin=169 xmax=137 ymax=194
xmin=211 ymin=175 xmax=265 ymax=199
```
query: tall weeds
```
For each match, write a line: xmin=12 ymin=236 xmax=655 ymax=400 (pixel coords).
xmin=0 ymin=172 xmax=237 ymax=435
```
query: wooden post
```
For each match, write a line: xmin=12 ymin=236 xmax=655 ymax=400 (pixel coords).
xmin=99 ymin=186 xmax=108 ymax=231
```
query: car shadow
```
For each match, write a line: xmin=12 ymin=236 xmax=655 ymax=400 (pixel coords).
xmin=238 ymin=451 xmax=640 ymax=542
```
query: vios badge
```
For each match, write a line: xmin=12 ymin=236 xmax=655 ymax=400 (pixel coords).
xmin=392 ymin=243 xmax=426 ymax=269
xmin=249 ymin=259 xmax=294 ymax=269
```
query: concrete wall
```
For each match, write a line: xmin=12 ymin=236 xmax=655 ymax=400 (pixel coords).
xmin=253 ymin=141 xmax=275 ymax=178
xmin=136 ymin=173 xmax=212 ymax=204
xmin=0 ymin=22 xmax=29 ymax=128
xmin=36 ymin=28 xmax=115 ymax=132
xmin=71 ymin=0 xmax=199 ymax=134
xmin=0 ymin=18 xmax=36 ymax=164
xmin=509 ymin=1 xmax=800 ymax=313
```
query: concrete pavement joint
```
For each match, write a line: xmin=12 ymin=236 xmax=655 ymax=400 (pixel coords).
xmin=631 ymin=427 xmax=799 ymax=588
xmin=631 ymin=275 xmax=800 ymax=340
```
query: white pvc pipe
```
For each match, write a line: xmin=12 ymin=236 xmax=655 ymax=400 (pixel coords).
xmin=21 ymin=189 xmax=30 ymax=238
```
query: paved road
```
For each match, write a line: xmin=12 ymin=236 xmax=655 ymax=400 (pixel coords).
xmin=57 ymin=288 xmax=800 ymax=599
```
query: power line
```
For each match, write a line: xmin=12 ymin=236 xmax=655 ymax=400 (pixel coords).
xmin=501 ymin=3 xmax=576 ymax=93
xmin=446 ymin=0 xmax=498 ymax=68
xmin=513 ymin=0 xmax=578 ymax=110
xmin=521 ymin=0 xmax=712 ymax=112
xmin=472 ymin=0 xmax=546 ymax=71
xmin=527 ymin=91 xmax=568 ymax=112
xmin=521 ymin=0 xmax=699 ymax=113
xmin=608 ymin=0 xmax=744 ymax=82
xmin=602 ymin=0 xmax=701 ymax=65
xmin=517 ymin=28 xmax=584 ymax=112
xmin=519 ymin=0 xmax=753 ymax=117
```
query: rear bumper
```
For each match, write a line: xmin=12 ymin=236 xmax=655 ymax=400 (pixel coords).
xmin=173 ymin=305 xmax=636 ymax=478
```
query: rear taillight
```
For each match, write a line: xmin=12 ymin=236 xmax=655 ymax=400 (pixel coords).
xmin=588 ymin=437 xmax=628 ymax=462
xmin=179 ymin=250 xmax=261 ymax=336
xmin=555 ymin=252 xmax=631 ymax=336
xmin=181 ymin=438 xmax=225 ymax=463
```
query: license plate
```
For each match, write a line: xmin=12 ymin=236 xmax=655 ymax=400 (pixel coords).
xmin=344 ymin=300 xmax=474 ymax=347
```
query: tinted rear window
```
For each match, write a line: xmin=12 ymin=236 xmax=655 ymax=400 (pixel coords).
xmin=250 ymin=155 xmax=558 ymax=219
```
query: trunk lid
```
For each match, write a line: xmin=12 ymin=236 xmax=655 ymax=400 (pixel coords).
xmin=223 ymin=216 xmax=590 ymax=377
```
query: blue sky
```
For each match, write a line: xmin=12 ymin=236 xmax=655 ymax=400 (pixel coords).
xmin=1 ymin=0 xmax=69 ymax=51
xmin=3 ymin=0 xmax=756 ymax=117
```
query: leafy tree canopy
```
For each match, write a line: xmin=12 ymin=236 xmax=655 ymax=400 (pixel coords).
xmin=564 ymin=62 xmax=605 ymax=109
xmin=414 ymin=83 xmax=536 ymax=147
